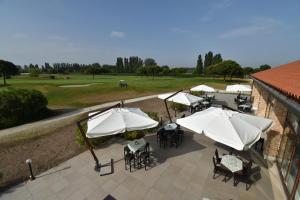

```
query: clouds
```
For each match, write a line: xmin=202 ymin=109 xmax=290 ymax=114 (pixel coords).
xmin=110 ymin=31 xmax=125 ymax=38
xmin=170 ymin=27 xmax=191 ymax=34
xmin=200 ymin=0 xmax=232 ymax=22
xmin=48 ymin=35 xmax=66 ymax=41
xmin=219 ymin=17 xmax=282 ymax=39
xmin=12 ymin=33 xmax=28 ymax=39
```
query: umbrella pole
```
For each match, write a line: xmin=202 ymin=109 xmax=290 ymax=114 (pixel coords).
xmin=77 ymin=122 xmax=101 ymax=171
xmin=76 ymin=103 xmax=121 ymax=172
xmin=164 ymin=100 xmax=172 ymax=122
xmin=164 ymin=90 xmax=183 ymax=123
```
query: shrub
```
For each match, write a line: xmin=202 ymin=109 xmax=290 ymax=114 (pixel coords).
xmin=170 ymin=102 xmax=188 ymax=112
xmin=146 ymin=111 xmax=159 ymax=122
xmin=122 ymin=131 xmax=144 ymax=140
xmin=0 ymin=88 xmax=48 ymax=129
xmin=29 ymin=68 xmax=40 ymax=77
xmin=190 ymin=91 xmax=205 ymax=96
xmin=75 ymin=122 xmax=112 ymax=147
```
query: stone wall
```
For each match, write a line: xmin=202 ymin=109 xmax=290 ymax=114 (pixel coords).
xmin=251 ymin=82 xmax=288 ymax=160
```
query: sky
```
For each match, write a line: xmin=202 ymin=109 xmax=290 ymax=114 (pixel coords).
xmin=0 ymin=0 xmax=300 ymax=68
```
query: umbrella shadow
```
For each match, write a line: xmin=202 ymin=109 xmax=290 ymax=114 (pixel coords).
xmin=142 ymin=132 xmax=207 ymax=169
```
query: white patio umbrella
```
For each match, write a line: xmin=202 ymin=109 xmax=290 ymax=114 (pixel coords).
xmin=176 ymin=107 xmax=273 ymax=150
xmin=226 ymin=84 xmax=251 ymax=92
xmin=191 ymin=84 xmax=215 ymax=92
xmin=86 ymin=107 xmax=158 ymax=138
xmin=158 ymin=92 xmax=203 ymax=106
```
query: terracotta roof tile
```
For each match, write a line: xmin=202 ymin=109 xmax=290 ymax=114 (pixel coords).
xmin=251 ymin=60 xmax=300 ymax=103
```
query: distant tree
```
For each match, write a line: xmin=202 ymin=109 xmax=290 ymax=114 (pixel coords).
xmin=204 ymin=51 xmax=213 ymax=73
xmin=243 ymin=67 xmax=255 ymax=75
xmin=124 ymin=58 xmax=129 ymax=73
xmin=86 ymin=63 xmax=101 ymax=79
xmin=29 ymin=67 xmax=41 ymax=77
xmin=146 ymin=65 xmax=161 ymax=79
xmin=161 ymin=65 xmax=170 ymax=76
xmin=206 ymin=60 xmax=243 ymax=81
xmin=259 ymin=64 xmax=271 ymax=71
xmin=0 ymin=60 xmax=18 ymax=85
xmin=212 ymin=53 xmax=223 ymax=65
xmin=144 ymin=58 xmax=157 ymax=67
xmin=195 ymin=54 xmax=203 ymax=75
xmin=116 ymin=57 xmax=124 ymax=73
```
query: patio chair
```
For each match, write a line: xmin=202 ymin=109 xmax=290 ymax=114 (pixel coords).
xmin=215 ymin=149 xmax=221 ymax=164
xmin=170 ymin=133 xmax=180 ymax=148
xmin=255 ymin=138 xmax=264 ymax=152
xmin=176 ymin=129 xmax=184 ymax=143
xmin=160 ymin=132 xmax=168 ymax=148
xmin=157 ymin=128 xmax=164 ymax=144
xmin=234 ymin=160 xmax=253 ymax=190
xmin=124 ymin=146 xmax=136 ymax=172
xmin=139 ymin=142 xmax=151 ymax=170
xmin=212 ymin=157 xmax=230 ymax=182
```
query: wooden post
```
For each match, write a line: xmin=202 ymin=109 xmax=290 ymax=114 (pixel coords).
xmin=76 ymin=103 xmax=121 ymax=171
xmin=164 ymin=90 xmax=183 ymax=122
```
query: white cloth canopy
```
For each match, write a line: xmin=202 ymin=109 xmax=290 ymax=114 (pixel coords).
xmin=86 ymin=108 xmax=158 ymax=138
xmin=176 ymin=107 xmax=273 ymax=150
xmin=190 ymin=84 xmax=215 ymax=92
xmin=226 ymin=84 xmax=252 ymax=92
xmin=158 ymin=92 xmax=203 ymax=106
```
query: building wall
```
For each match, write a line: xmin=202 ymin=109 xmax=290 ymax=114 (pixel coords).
xmin=252 ymin=82 xmax=288 ymax=160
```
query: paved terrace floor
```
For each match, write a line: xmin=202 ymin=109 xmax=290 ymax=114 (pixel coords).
xmin=0 ymin=131 xmax=286 ymax=200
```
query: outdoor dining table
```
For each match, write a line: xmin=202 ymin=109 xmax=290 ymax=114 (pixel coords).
xmin=238 ymin=104 xmax=251 ymax=111
xmin=221 ymin=155 xmax=243 ymax=173
xmin=164 ymin=123 xmax=178 ymax=131
xmin=127 ymin=138 xmax=146 ymax=153
xmin=206 ymin=94 xmax=215 ymax=99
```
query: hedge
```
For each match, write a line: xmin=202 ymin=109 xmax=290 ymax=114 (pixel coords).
xmin=0 ymin=88 xmax=48 ymax=129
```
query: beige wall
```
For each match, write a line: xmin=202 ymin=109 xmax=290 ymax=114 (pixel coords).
xmin=252 ymin=82 xmax=288 ymax=159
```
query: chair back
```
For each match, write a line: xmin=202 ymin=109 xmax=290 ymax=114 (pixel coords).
xmin=144 ymin=142 xmax=150 ymax=153
xmin=124 ymin=146 xmax=131 ymax=156
xmin=212 ymin=157 xmax=217 ymax=167
xmin=215 ymin=149 xmax=220 ymax=160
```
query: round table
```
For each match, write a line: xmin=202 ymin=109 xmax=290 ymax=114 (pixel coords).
xmin=221 ymin=155 xmax=243 ymax=173
xmin=164 ymin=123 xmax=177 ymax=131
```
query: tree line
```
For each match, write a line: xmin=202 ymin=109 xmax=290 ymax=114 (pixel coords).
xmin=0 ymin=54 xmax=272 ymax=85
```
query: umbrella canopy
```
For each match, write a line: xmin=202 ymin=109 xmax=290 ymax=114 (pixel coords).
xmin=191 ymin=84 xmax=215 ymax=92
xmin=176 ymin=107 xmax=273 ymax=150
xmin=158 ymin=92 xmax=203 ymax=106
xmin=86 ymin=108 xmax=158 ymax=138
xmin=226 ymin=84 xmax=252 ymax=92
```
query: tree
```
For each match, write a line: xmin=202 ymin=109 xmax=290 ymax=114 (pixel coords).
xmin=124 ymin=58 xmax=129 ymax=73
xmin=144 ymin=58 xmax=157 ymax=67
xmin=206 ymin=60 xmax=243 ymax=81
xmin=116 ymin=57 xmax=124 ymax=73
xmin=196 ymin=54 xmax=203 ymax=75
xmin=0 ymin=60 xmax=18 ymax=85
xmin=204 ymin=51 xmax=213 ymax=73
xmin=243 ymin=67 xmax=255 ymax=75
xmin=259 ymin=64 xmax=271 ymax=71
xmin=212 ymin=53 xmax=223 ymax=65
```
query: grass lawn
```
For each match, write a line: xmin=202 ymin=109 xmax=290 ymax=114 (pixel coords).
xmin=1 ymin=74 xmax=250 ymax=108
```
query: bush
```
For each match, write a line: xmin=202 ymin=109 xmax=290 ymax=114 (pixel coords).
xmin=190 ymin=91 xmax=205 ymax=96
xmin=0 ymin=88 xmax=48 ymax=129
xmin=75 ymin=122 xmax=113 ymax=147
xmin=170 ymin=102 xmax=188 ymax=112
xmin=122 ymin=131 xmax=144 ymax=140
xmin=29 ymin=68 xmax=40 ymax=77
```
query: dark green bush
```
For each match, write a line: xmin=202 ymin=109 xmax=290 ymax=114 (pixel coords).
xmin=190 ymin=91 xmax=205 ymax=96
xmin=0 ymin=88 xmax=48 ymax=129
xmin=171 ymin=102 xmax=188 ymax=112
xmin=122 ymin=131 xmax=144 ymax=140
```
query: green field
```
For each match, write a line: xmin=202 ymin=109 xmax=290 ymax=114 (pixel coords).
xmin=1 ymin=74 xmax=249 ymax=108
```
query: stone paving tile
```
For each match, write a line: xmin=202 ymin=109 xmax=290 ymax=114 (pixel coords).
xmin=1 ymin=132 xmax=286 ymax=200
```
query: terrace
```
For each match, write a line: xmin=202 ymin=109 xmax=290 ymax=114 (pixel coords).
xmin=0 ymin=91 xmax=287 ymax=200
xmin=1 ymin=131 xmax=285 ymax=200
